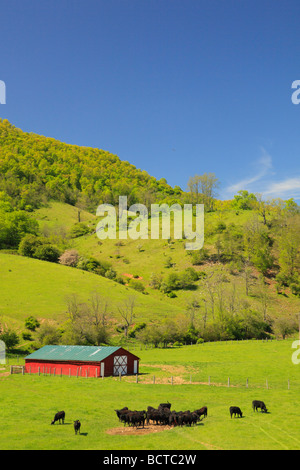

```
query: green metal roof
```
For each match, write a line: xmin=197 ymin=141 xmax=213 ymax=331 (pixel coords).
xmin=25 ymin=345 xmax=122 ymax=362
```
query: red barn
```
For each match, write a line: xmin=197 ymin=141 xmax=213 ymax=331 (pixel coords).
xmin=25 ymin=345 xmax=140 ymax=378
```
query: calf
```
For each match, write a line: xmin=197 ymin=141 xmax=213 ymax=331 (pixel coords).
xmin=74 ymin=420 xmax=81 ymax=435
xmin=230 ymin=406 xmax=243 ymax=418
xmin=51 ymin=411 xmax=65 ymax=425
xmin=252 ymin=400 xmax=268 ymax=413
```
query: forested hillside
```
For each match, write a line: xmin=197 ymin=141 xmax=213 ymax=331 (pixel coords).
xmin=0 ymin=118 xmax=182 ymax=212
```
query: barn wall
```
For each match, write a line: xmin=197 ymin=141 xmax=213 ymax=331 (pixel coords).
xmin=25 ymin=360 xmax=101 ymax=377
xmin=103 ymin=347 xmax=139 ymax=376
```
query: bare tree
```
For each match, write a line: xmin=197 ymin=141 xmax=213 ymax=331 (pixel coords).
xmin=118 ymin=296 xmax=136 ymax=337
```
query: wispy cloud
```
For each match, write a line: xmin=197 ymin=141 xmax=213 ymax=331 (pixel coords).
xmin=224 ymin=148 xmax=300 ymax=201
xmin=263 ymin=178 xmax=300 ymax=199
xmin=225 ymin=148 xmax=273 ymax=195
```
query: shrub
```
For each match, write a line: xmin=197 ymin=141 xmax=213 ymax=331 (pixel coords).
xmin=25 ymin=316 xmax=40 ymax=331
xmin=18 ymin=234 xmax=44 ymax=257
xmin=190 ymin=248 xmax=209 ymax=265
xmin=105 ymin=267 xmax=117 ymax=280
xmin=70 ymin=222 xmax=92 ymax=238
xmin=58 ymin=249 xmax=80 ymax=267
xmin=33 ymin=244 xmax=61 ymax=262
xmin=129 ymin=279 xmax=145 ymax=293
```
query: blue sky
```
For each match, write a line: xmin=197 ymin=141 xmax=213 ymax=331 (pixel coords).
xmin=1 ymin=0 xmax=300 ymax=201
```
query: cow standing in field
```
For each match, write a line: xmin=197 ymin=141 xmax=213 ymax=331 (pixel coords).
xmin=51 ymin=411 xmax=65 ymax=425
xmin=74 ymin=420 xmax=81 ymax=434
xmin=252 ymin=400 xmax=268 ymax=413
xmin=194 ymin=406 xmax=207 ymax=420
xmin=230 ymin=406 xmax=243 ymax=418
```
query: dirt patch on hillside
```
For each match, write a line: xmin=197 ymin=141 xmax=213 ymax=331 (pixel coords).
xmin=107 ymin=424 xmax=173 ymax=436
xmin=122 ymin=273 xmax=143 ymax=280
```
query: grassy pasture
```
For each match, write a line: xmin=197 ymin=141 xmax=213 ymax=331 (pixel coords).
xmin=1 ymin=339 xmax=300 ymax=450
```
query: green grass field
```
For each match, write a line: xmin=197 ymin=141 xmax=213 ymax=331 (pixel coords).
xmin=1 ymin=339 xmax=300 ymax=450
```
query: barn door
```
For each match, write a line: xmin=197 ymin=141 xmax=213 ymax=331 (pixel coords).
xmin=113 ymin=356 xmax=127 ymax=376
xmin=134 ymin=360 xmax=138 ymax=374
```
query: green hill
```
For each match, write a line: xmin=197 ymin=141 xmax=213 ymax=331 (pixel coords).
xmin=0 ymin=119 xmax=300 ymax=348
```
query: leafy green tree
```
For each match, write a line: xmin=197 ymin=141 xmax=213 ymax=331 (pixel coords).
xmin=0 ymin=328 xmax=19 ymax=351
xmin=232 ymin=190 xmax=257 ymax=210
xmin=25 ymin=316 xmax=40 ymax=331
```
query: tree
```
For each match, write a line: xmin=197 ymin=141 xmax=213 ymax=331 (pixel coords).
xmin=277 ymin=218 xmax=300 ymax=283
xmin=232 ymin=190 xmax=257 ymax=211
xmin=186 ymin=297 xmax=201 ymax=328
xmin=64 ymin=294 xmax=111 ymax=345
xmin=37 ymin=322 xmax=62 ymax=345
xmin=243 ymin=216 xmax=274 ymax=275
xmin=187 ymin=173 xmax=219 ymax=211
xmin=117 ymin=296 xmax=137 ymax=336
xmin=0 ymin=328 xmax=19 ymax=351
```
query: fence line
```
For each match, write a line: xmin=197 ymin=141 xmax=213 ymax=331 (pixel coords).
xmin=16 ymin=366 xmax=297 ymax=390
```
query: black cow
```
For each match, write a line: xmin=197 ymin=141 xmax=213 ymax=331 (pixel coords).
xmin=115 ymin=407 xmax=129 ymax=421
xmin=51 ymin=411 xmax=65 ymax=425
xmin=129 ymin=411 xmax=146 ymax=428
xmin=230 ymin=406 xmax=243 ymax=418
xmin=178 ymin=411 xmax=192 ymax=427
xmin=194 ymin=406 xmax=207 ymax=420
xmin=252 ymin=400 xmax=268 ymax=413
xmin=159 ymin=402 xmax=171 ymax=410
xmin=74 ymin=420 xmax=81 ymax=434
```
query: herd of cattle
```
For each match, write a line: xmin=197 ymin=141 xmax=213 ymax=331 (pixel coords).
xmin=50 ymin=400 xmax=268 ymax=434
xmin=115 ymin=402 xmax=207 ymax=428
xmin=115 ymin=400 xmax=268 ymax=428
